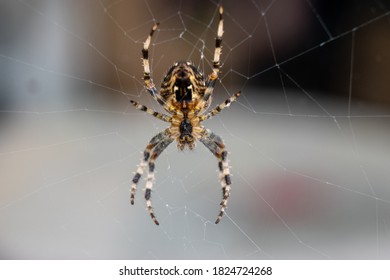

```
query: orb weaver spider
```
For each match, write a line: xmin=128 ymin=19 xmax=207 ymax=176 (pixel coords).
xmin=130 ymin=3 xmax=240 ymax=225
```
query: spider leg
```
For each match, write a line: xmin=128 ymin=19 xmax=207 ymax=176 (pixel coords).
xmin=142 ymin=23 xmax=158 ymax=90
xmin=195 ymin=4 xmax=224 ymax=113
xmin=200 ymin=91 xmax=241 ymax=121
xmin=144 ymin=135 xmax=174 ymax=225
xmin=199 ymin=129 xmax=231 ymax=224
xmin=141 ymin=23 xmax=167 ymax=107
xmin=130 ymin=129 xmax=173 ymax=225
xmin=212 ymin=3 xmax=224 ymax=79
xmin=130 ymin=130 xmax=167 ymax=205
xmin=130 ymin=100 xmax=172 ymax=122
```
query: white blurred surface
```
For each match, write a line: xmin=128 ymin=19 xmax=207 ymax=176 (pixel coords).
xmin=1 ymin=86 xmax=390 ymax=259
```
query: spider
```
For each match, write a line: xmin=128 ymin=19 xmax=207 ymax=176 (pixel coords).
xmin=130 ymin=3 xmax=240 ymax=225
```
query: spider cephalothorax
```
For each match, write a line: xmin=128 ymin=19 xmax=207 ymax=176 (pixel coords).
xmin=130 ymin=3 xmax=240 ymax=225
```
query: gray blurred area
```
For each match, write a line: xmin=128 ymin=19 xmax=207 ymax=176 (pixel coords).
xmin=1 ymin=0 xmax=390 ymax=259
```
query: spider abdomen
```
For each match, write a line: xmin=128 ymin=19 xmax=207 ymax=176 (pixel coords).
xmin=160 ymin=62 xmax=206 ymax=105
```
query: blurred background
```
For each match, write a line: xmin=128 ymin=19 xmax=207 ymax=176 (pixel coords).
xmin=0 ymin=0 xmax=390 ymax=259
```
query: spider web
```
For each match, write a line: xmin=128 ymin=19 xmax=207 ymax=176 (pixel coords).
xmin=1 ymin=0 xmax=390 ymax=259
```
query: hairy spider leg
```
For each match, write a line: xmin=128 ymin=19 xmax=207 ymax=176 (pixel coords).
xmin=130 ymin=130 xmax=166 ymax=204
xmin=141 ymin=23 xmax=171 ymax=110
xmin=200 ymin=91 xmax=241 ymax=121
xmin=145 ymin=136 xmax=174 ymax=225
xmin=130 ymin=100 xmax=171 ymax=122
xmin=130 ymin=129 xmax=173 ymax=225
xmin=196 ymin=3 xmax=224 ymax=113
xmin=212 ymin=4 xmax=224 ymax=77
xmin=200 ymin=129 xmax=231 ymax=224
